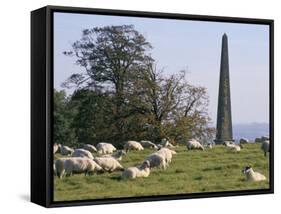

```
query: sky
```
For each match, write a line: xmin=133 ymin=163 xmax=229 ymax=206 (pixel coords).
xmin=54 ymin=12 xmax=270 ymax=125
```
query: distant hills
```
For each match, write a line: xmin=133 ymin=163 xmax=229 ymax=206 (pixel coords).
xmin=233 ymin=123 xmax=269 ymax=141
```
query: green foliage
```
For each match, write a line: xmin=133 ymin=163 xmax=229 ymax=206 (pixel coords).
xmin=53 ymin=89 xmax=76 ymax=147
xmin=53 ymin=144 xmax=270 ymax=201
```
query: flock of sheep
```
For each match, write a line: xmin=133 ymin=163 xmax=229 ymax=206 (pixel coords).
xmin=53 ymin=136 xmax=270 ymax=183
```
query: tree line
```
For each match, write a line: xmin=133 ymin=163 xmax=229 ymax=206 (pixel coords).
xmin=54 ymin=25 xmax=215 ymax=148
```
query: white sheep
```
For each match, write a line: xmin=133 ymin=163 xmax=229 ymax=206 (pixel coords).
xmin=140 ymin=140 xmax=158 ymax=150
xmin=261 ymin=140 xmax=270 ymax=157
xmin=55 ymin=157 xmax=103 ymax=178
xmin=124 ymin=141 xmax=144 ymax=152
xmin=72 ymin=148 xmax=94 ymax=159
xmin=224 ymin=141 xmax=241 ymax=152
xmin=156 ymin=148 xmax=176 ymax=166
xmin=102 ymin=150 xmax=126 ymax=161
xmin=94 ymin=157 xmax=124 ymax=172
xmin=242 ymin=166 xmax=266 ymax=182
xmin=144 ymin=153 xmax=167 ymax=170
xmin=83 ymin=144 xmax=97 ymax=153
xmin=186 ymin=139 xmax=204 ymax=150
xmin=96 ymin=142 xmax=117 ymax=154
xmin=121 ymin=160 xmax=150 ymax=179
xmin=60 ymin=145 xmax=74 ymax=156
xmin=160 ymin=138 xmax=175 ymax=149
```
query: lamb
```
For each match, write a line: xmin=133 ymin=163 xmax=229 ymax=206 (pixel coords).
xmin=60 ymin=145 xmax=74 ymax=156
xmin=242 ymin=166 xmax=266 ymax=182
xmin=83 ymin=144 xmax=97 ymax=153
xmin=261 ymin=140 xmax=270 ymax=157
xmin=96 ymin=142 xmax=117 ymax=154
xmin=140 ymin=140 xmax=158 ymax=150
xmin=94 ymin=157 xmax=124 ymax=172
xmin=72 ymin=148 xmax=94 ymax=159
xmin=224 ymin=141 xmax=241 ymax=152
xmin=102 ymin=150 xmax=126 ymax=161
xmin=121 ymin=160 xmax=150 ymax=179
xmin=144 ymin=153 xmax=167 ymax=170
xmin=55 ymin=157 xmax=103 ymax=178
xmin=155 ymin=148 xmax=176 ymax=166
xmin=186 ymin=139 xmax=204 ymax=150
xmin=124 ymin=141 xmax=144 ymax=152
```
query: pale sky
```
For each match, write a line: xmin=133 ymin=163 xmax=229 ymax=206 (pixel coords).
xmin=54 ymin=12 xmax=270 ymax=125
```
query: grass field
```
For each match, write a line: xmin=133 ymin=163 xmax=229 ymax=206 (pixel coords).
xmin=53 ymin=144 xmax=269 ymax=201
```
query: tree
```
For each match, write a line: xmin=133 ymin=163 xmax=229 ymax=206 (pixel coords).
xmin=53 ymin=89 xmax=76 ymax=147
xmin=63 ymin=25 xmax=154 ymax=141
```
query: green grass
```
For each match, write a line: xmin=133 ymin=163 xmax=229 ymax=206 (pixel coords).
xmin=53 ymin=144 xmax=269 ymax=201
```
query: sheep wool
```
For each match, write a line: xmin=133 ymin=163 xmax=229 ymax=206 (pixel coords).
xmin=96 ymin=142 xmax=117 ymax=154
xmin=94 ymin=157 xmax=124 ymax=172
xmin=83 ymin=144 xmax=97 ymax=153
xmin=122 ymin=161 xmax=150 ymax=179
xmin=242 ymin=166 xmax=266 ymax=182
xmin=72 ymin=148 xmax=94 ymax=160
xmin=124 ymin=141 xmax=144 ymax=152
xmin=187 ymin=139 xmax=204 ymax=150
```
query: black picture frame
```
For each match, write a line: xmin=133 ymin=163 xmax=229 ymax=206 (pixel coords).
xmin=31 ymin=5 xmax=274 ymax=208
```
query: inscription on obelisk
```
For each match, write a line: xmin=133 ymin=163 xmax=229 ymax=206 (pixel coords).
xmin=215 ymin=33 xmax=233 ymax=144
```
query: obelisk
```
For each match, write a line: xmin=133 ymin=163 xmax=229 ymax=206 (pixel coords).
xmin=214 ymin=33 xmax=233 ymax=144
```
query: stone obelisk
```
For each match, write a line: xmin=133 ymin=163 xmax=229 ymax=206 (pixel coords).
xmin=214 ymin=33 xmax=233 ymax=144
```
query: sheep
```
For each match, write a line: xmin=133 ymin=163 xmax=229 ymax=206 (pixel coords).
xmin=242 ymin=166 xmax=266 ymax=182
xmin=83 ymin=144 xmax=97 ymax=153
xmin=53 ymin=143 xmax=60 ymax=154
xmin=224 ymin=141 xmax=241 ymax=152
xmin=186 ymin=139 xmax=204 ymax=150
xmin=102 ymin=150 xmax=126 ymax=161
xmin=156 ymin=148 xmax=177 ymax=166
xmin=124 ymin=141 xmax=144 ymax=152
xmin=160 ymin=138 xmax=175 ymax=149
xmin=140 ymin=140 xmax=158 ymax=150
xmin=60 ymin=145 xmax=74 ymax=156
xmin=96 ymin=142 xmax=117 ymax=154
xmin=261 ymin=140 xmax=270 ymax=157
xmin=55 ymin=157 xmax=103 ymax=178
xmin=72 ymin=148 xmax=94 ymax=160
xmin=94 ymin=157 xmax=124 ymax=172
xmin=121 ymin=160 xmax=150 ymax=179
xmin=144 ymin=153 xmax=167 ymax=170
xmin=206 ymin=143 xmax=213 ymax=149
xmin=240 ymin=138 xmax=249 ymax=144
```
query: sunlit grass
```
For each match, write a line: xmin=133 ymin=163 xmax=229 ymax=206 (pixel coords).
xmin=53 ymin=144 xmax=269 ymax=201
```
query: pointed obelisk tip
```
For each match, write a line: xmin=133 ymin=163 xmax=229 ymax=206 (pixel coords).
xmin=223 ymin=33 xmax=227 ymax=38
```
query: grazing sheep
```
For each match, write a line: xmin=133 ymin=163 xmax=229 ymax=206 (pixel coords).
xmin=94 ymin=157 xmax=124 ymax=172
xmin=60 ymin=145 xmax=74 ymax=156
xmin=242 ymin=166 xmax=266 ymax=182
xmin=83 ymin=144 xmax=97 ymax=153
xmin=96 ymin=142 xmax=117 ymax=154
xmin=121 ymin=160 xmax=150 ymax=179
xmin=187 ymin=139 xmax=204 ymax=150
xmin=53 ymin=143 xmax=60 ymax=154
xmin=102 ymin=150 xmax=126 ymax=161
xmin=240 ymin=138 xmax=249 ymax=144
xmin=156 ymin=148 xmax=176 ymax=166
xmin=160 ymin=138 xmax=175 ymax=149
xmin=224 ymin=141 xmax=241 ymax=152
xmin=124 ymin=141 xmax=144 ymax=152
xmin=144 ymin=153 xmax=167 ymax=170
xmin=140 ymin=140 xmax=158 ymax=150
xmin=261 ymin=140 xmax=270 ymax=157
xmin=55 ymin=157 xmax=103 ymax=178
xmin=72 ymin=148 xmax=94 ymax=160
xmin=206 ymin=143 xmax=213 ymax=149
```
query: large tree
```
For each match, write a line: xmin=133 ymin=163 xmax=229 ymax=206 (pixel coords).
xmin=63 ymin=25 xmax=154 ymax=141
